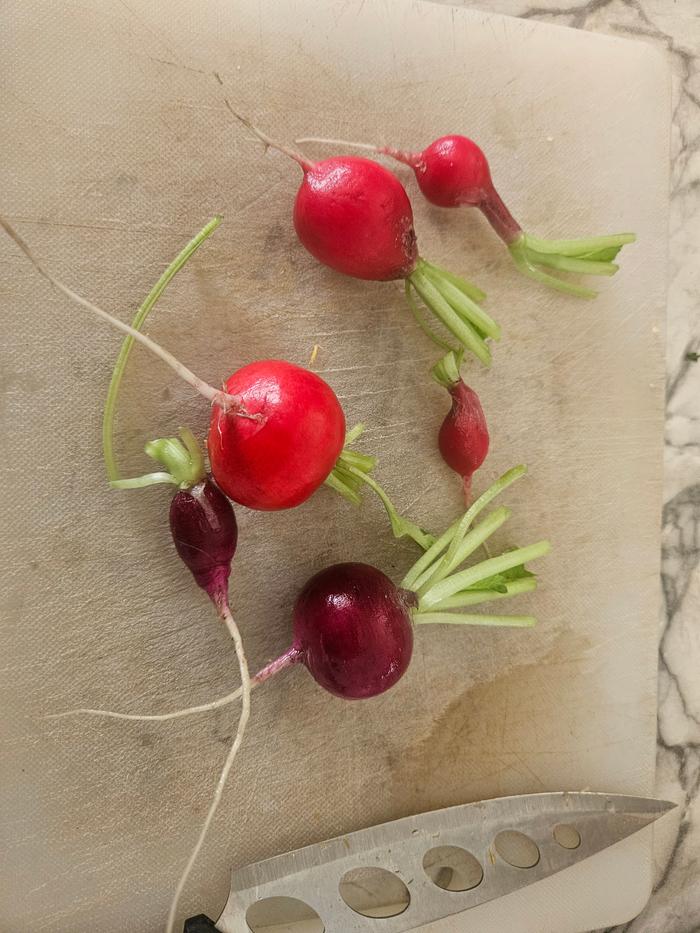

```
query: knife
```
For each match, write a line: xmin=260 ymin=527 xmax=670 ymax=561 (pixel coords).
xmin=185 ymin=791 xmax=675 ymax=932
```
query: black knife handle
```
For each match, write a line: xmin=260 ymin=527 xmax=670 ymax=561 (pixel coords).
xmin=184 ymin=915 xmax=219 ymax=932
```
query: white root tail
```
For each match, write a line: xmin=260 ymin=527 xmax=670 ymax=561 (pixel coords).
xmin=0 ymin=215 xmax=253 ymax=417
xmin=46 ymin=688 xmax=244 ymax=723
xmin=166 ymin=603 xmax=252 ymax=933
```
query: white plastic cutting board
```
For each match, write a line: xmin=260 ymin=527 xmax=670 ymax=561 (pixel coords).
xmin=0 ymin=1 xmax=669 ymax=932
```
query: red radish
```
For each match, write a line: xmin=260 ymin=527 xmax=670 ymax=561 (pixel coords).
xmin=227 ymin=105 xmax=500 ymax=366
xmin=293 ymin=156 xmax=417 ymax=281
xmin=432 ymin=351 xmax=489 ymax=502
xmin=209 ymin=359 xmax=345 ymax=510
xmin=297 ymin=133 xmax=636 ymax=299
xmin=1 ymin=216 xmax=432 ymax=548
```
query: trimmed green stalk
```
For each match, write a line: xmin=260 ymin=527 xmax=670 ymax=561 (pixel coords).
xmin=399 ymin=465 xmax=550 ymax=629
xmin=102 ymin=215 xmax=223 ymax=482
xmin=418 ymin=540 xmax=552 ymax=611
xmin=401 ymin=464 xmax=527 ymax=590
xmin=508 ymin=230 xmax=636 ymax=299
xmin=415 ymin=612 xmax=536 ymax=627
xmin=405 ymin=259 xmax=497 ymax=365
xmin=432 ymin=576 xmax=537 ymax=609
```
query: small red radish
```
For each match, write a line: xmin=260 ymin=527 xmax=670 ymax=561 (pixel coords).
xmin=1 ymin=216 xmax=431 ymax=548
xmin=432 ymin=351 xmax=489 ymax=502
xmin=227 ymin=105 xmax=500 ymax=365
xmin=297 ymin=132 xmax=636 ymax=298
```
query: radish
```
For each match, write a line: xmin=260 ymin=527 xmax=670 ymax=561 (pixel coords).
xmin=227 ymin=105 xmax=500 ymax=365
xmin=432 ymin=351 xmax=489 ymax=502
xmin=297 ymin=133 xmax=636 ymax=298
xmin=1 ymin=216 xmax=433 ymax=549
xmin=66 ymin=464 xmax=549 ymax=715
xmin=55 ymin=465 xmax=549 ymax=931
xmin=208 ymin=359 xmax=345 ymax=510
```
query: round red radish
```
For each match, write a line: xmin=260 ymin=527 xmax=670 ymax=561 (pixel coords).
xmin=438 ymin=379 xmax=490 ymax=502
xmin=410 ymin=135 xmax=493 ymax=209
xmin=292 ymin=562 xmax=415 ymax=699
xmin=293 ymin=156 xmax=418 ymax=280
xmin=208 ymin=360 xmax=345 ymax=510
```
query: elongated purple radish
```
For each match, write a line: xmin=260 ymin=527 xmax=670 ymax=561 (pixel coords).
xmin=432 ymin=351 xmax=489 ymax=503
xmin=297 ymin=133 xmax=636 ymax=298
xmin=165 ymin=469 xmax=252 ymax=933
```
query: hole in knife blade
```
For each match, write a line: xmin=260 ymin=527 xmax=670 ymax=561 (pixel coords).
xmin=423 ymin=845 xmax=483 ymax=892
xmin=245 ymin=896 xmax=324 ymax=932
xmin=553 ymin=823 xmax=581 ymax=849
xmin=493 ymin=830 xmax=540 ymax=869
xmin=339 ymin=866 xmax=410 ymax=919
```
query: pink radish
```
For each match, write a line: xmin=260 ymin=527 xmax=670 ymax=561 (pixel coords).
xmin=432 ymin=351 xmax=489 ymax=502
xmin=227 ymin=105 xmax=500 ymax=365
xmin=297 ymin=132 xmax=636 ymax=298
xmin=1 ymin=216 xmax=433 ymax=549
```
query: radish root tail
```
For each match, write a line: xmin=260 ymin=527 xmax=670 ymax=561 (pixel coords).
xmin=165 ymin=602 xmax=252 ymax=933
xmin=0 ymin=215 xmax=257 ymax=419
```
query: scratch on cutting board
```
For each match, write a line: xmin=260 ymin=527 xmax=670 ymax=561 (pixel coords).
xmin=387 ymin=629 xmax=593 ymax=807
xmin=116 ymin=0 xmax=183 ymax=64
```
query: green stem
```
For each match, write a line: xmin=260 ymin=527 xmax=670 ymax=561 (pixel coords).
xmin=525 ymin=232 xmax=635 ymax=256
xmin=420 ymin=260 xmax=486 ymax=304
xmin=527 ymin=250 xmax=618 ymax=277
xmin=508 ymin=230 xmax=636 ymax=299
xmin=102 ymin=215 xmax=223 ymax=482
xmin=416 ymin=506 xmax=511 ymax=597
xmin=421 ymin=263 xmax=501 ymax=340
xmin=409 ymin=269 xmax=491 ymax=365
xmin=401 ymin=465 xmax=527 ymax=590
xmin=324 ymin=470 xmax=362 ymax=505
xmin=111 ymin=471 xmax=179 ymax=490
xmin=406 ymin=260 xmax=494 ymax=366
xmin=419 ymin=540 xmax=551 ymax=610
xmin=430 ymin=577 xmax=537 ymax=609
xmin=325 ymin=425 xmax=435 ymax=549
xmin=342 ymin=463 xmax=435 ymax=550
xmin=404 ymin=281 xmax=457 ymax=353
xmin=431 ymin=350 xmax=463 ymax=389
xmin=414 ymin=611 xmax=537 ymax=627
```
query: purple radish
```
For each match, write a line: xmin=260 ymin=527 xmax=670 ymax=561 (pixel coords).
xmin=290 ymin=562 xmax=416 ymax=699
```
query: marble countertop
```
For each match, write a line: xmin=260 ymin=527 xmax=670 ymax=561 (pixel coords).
xmin=433 ymin=1 xmax=699 ymax=930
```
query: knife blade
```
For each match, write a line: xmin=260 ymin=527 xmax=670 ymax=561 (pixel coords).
xmin=188 ymin=791 xmax=674 ymax=933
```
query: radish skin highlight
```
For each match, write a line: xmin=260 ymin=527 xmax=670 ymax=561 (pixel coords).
xmin=297 ymin=134 xmax=636 ymax=297
xmin=227 ymin=106 xmax=499 ymax=365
